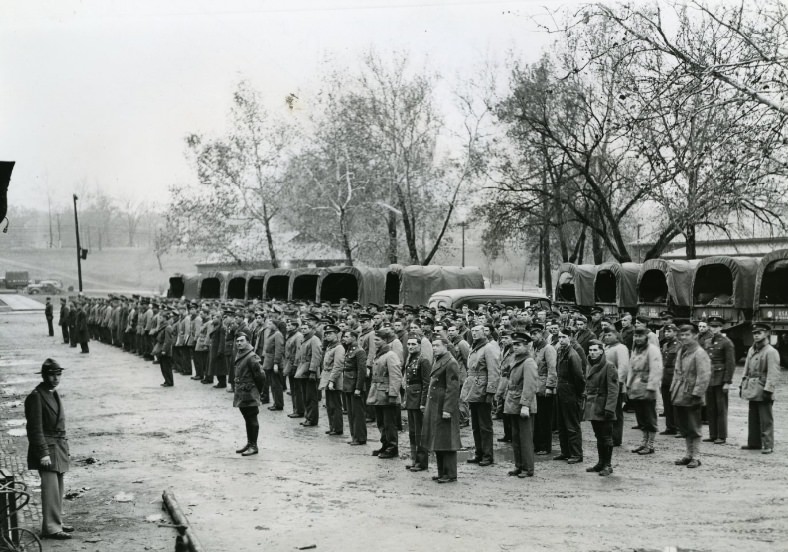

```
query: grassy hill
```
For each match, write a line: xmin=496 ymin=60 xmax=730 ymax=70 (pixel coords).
xmin=0 ymin=248 xmax=198 ymax=295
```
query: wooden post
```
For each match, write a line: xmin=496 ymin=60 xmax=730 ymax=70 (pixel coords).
xmin=161 ymin=490 xmax=205 ymax=552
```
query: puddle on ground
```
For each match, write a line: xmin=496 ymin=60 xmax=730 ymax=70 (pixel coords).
xmin=2 ymin=419 xmax=25 ymax=427
xmin=7 ymin=428 xmax=27 ymax=437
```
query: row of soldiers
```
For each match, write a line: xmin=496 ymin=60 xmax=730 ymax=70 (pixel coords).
xmin=58 ymin=294 xmax=781 ymax=481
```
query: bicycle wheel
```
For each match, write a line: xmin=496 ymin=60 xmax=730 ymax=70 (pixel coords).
xmin=2 ymin=528 xmax=42 ymax=552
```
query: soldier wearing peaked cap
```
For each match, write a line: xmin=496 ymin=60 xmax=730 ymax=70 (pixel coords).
xmin=25 ymin=359 xmax=75 ymax=540
xmin=703 ymin=316 xmax=736 ymax=445
xmin=740 ymin=323 xmax=780 ymax=454
xmin=504 ymin=332 xmax=539 ymax=478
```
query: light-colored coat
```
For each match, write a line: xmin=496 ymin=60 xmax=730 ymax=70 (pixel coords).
xmin=366 ymin=345 xmax=402 ymax=406
xmin=295 ymin=333 xmax=322 ymax=379
xmin=319 ymin=342 xmax=345 ymax=391
xmin=534 ymin=341 xmax=557 ymax=395
xmin=626 ymin=343 xmax=663 ymax=400
xmin=460 ymin=338 xmax=501 ymax=403
xmin=670 ymin=343 xmax=711 ymax=407
xmin=741 ymin=342 xmax=780 ymax=402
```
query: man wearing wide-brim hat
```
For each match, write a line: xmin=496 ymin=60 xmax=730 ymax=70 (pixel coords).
xmin=24 ymin=359 xmax=75 ymax=540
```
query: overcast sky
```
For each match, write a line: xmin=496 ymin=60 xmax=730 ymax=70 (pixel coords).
xmin=1 ymin=0 xmax=577 ymax=211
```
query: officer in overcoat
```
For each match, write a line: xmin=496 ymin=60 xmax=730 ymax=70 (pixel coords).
xmin=740 ymin=323 xmax=781 ymax=454
xmin=671 ymin=324 xmax=711 ymax=468
xmin=340 ymin=329 xmax=367 ymax=445
xmin=421 ymin=337 xmax=462 ymax=483
xmin=233 ymin=331 xmax=266 ymax=456
xmin=583 ymin=340 xmax=619 ymax=476
xmin=25 ymin=359 xmax=74 ymax=540
xmin=504 ymin=332 xmax=539 ymax=478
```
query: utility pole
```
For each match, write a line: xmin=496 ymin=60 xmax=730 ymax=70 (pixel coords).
xmin=48 ymin=196 xmax=53 ymax=248
xmin=637 ymin=224 xmax=643 ymax=263
xmin=56 ymin=213 xmax=62 ymax=247
xmin=73 ymin=194 xmax=83 ymax=292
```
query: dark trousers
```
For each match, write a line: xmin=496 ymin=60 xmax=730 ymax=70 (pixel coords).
xmin=534 ymin=394 xmax=554 ymax=453
xmin=47 ymin=318 xmax=54 ymax=336
xmin=591 ymin=420 xmax=614 ymax=467
xmin=675 ymin=405 xmax=702 ymax=439
xmin=326 ymin=389 xmax=344 ymax=434
xmin=557 ymin=397 xmax=583 ymax=458
xmin=69 ymin=326 xmax=77 ymax=347
xmin=239 ymin=406 xmax=259 ymax=446
xmin=290 ymin=376 xmax=305 ymax=415
xmin=613 ymin=385 xmax=625 ymax=445
xmin=375 ymin=404 xmax=398 ymax=453
xmin=181 ymin=347 xmax=192 ymax=375
xmin=407 ymin=409 xmax=428 ymax=468
xmin=226 ymin=355 xmax=235 ymax=388
xmin=660 ymin=383 xmax=677 ymax=432
xmin=706 ymin=385 xmax=729 ymax=440
xmin=302 ymin=378 xmax=319 ymax=424
xmin=747 ymin=400 xmax=774 ymax=450
xmin=193 ymin=350 xmax=207 ymax=378
xmin=469 ymin=402 xmax=494 ymax=462
xmin=511 ymin=414 xmax=535 ymax=474
xmin=173 ymin=347 xmax=182 ymax=373
xmin=346 ymin=391 xmax=367 ymax=443
xmin=61 ymin=324 xmax=69 ymax=343
xmin=160 ymin=355 xmax=174 ymax=386
xmin=269 ymin=370 xmax=285 ymax=409
xmin=631 ymin=399 xmax=658 ymax=433
xmin=502 ymin=415 xmax=512 ymax=440
xmin=435 ymin=451 xmax=457 ymax=479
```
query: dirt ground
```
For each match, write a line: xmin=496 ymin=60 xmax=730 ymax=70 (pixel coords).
xmin=2 ymin=311 xmax=787 ymax=552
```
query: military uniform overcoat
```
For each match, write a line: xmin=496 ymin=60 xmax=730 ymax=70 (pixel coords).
xmin=421 ymin=352 xmax=462 ymax=452
xmin=670 ymin=343 xmax=711 ymax=407
xmin=233 ymin=348 xmax=265 ymax=408
xmin=583 ymin=357 xmax=619 ymax=421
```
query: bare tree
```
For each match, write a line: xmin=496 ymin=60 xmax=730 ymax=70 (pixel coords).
xmin=168 ymin=80 xmax=294 ymax=266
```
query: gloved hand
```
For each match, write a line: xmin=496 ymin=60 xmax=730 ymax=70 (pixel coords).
xmin=604 ymin=410 xmax=615 ymax=420
xmin=763 ymin=390 xmax=773 ymax=402
xmin=328 ymin=382 xmax=335 ymax=391
xmin=520 ymin=406 xmax=530 ymax=418
xmin=308 ymin=372 xmax=317 ymax=381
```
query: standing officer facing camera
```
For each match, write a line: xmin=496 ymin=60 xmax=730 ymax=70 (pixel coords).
xmin=24 ymin=359 xmax=75 ymax=540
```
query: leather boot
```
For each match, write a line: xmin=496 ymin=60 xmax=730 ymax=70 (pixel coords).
xmin=586 ymin=441 xmax=604 ymax=472
xmin=241 ymin=444 xmax=259 ymax=456
xmin=236 ymin=443 xmax=250 ymax=454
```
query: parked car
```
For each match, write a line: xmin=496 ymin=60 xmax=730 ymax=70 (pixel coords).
xmin=427 ymin=288 xmax=552 ymax=312
xmin=26 ymin=281 xmax=63 ymax=295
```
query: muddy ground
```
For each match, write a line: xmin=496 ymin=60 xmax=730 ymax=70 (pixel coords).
xmin=1 ymin=311 xmax=787 ymax=552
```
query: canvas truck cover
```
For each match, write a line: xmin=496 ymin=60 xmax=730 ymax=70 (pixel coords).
xmin=398 ymin=265 xmax=484 ymax=306
xmin=637 ymin=259 xmax=698 ymax=307
xmin=595 ymin=262 xmax=641 ymax=308
xmin=754 ymin=249 xmax=788 ymax=310
xmin=263 ymin=269 xmax=293 ymax=300
xmin=197 ymin=271 xmax=227 ymax=299
xmin=317 ymin=266 xmax=387 ymax=306
xmin=555 ymin=263 xmax=598 ymax=306
xmin=183 ymin=274 xmax=201 ymax=300
xmin=691 ymin=256 xmax=760 ymax=309
xmin=289 ymin=267 xmax=322 ymax=302
xmin=226 ymin=270 xmax=250 ymax=300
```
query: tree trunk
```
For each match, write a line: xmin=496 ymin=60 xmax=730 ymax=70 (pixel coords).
xmin=542 ymin=224 xmax=552 ymax=295
xmin=591 ymin=224 xmax=604 ymax=264
xmin=570 ymin=225 xmax=586 ymax=264
xmin=537 ymin=233 xmax=543 ymax=288
xmin=685 ymin=225 xmax=697 ymax=260
xmin=387 ymin=211 xmax=398 ymax=264
xmin=262 ymin=203 xmax=278 ymax=268
xmin=338 ymin=208 xmax=353 ymax=267
xmin=155 ymin=253 xmax=164 ymax=271
xmin=394 ymin=185 xmax=420 ymax=264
